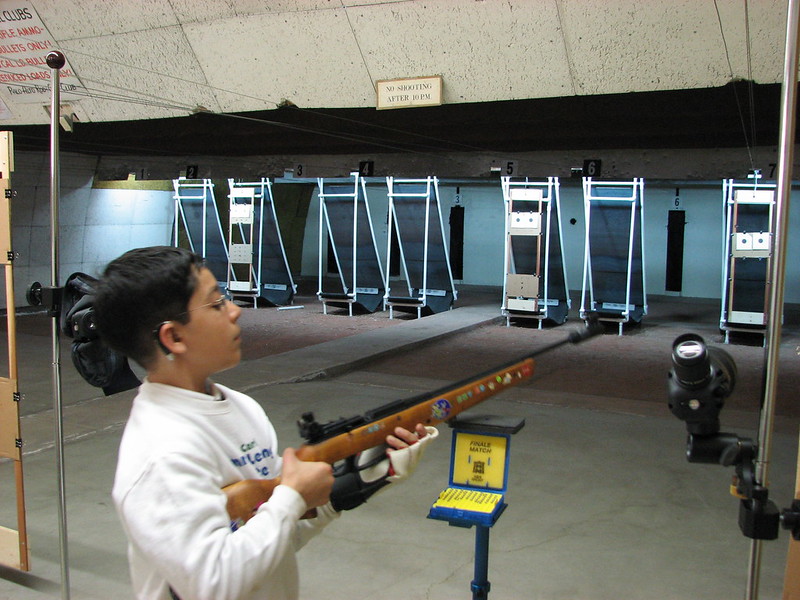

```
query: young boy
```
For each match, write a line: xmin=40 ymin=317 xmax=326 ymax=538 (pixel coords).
xmin=94 ymin=246 xmax=437 ymax=600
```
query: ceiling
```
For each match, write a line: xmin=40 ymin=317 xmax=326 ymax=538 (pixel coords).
xmin=0 ymin=0 xmax=794 ymax=158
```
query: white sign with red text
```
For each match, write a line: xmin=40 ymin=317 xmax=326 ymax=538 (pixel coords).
xmin=0 ymin=0 xmax=84 ymax=110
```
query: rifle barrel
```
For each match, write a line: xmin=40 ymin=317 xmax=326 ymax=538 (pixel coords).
xmin=301 ymin=319 xmax=603 ymax=446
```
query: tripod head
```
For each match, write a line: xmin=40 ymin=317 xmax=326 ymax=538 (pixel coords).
xmin=666 ymin=333 xmax=788 ymax=540
xmin=667 ymin=333 xmax=750 ymax=469
xmin=667 ymin=333 xmax=736 ymax=437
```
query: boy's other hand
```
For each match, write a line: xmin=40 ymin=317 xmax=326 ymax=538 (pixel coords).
xmin=281 ymin=447 xmax=333 ymax=510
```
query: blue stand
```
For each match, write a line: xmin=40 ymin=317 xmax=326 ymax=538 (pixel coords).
xmin=472 ymin=525 xmax=491 ymax=599
xmin=428 ymin=414 xmax=524 ymax=599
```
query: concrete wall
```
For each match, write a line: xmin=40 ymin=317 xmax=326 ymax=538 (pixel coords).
xmin=4 ymin=151 xmax=173 ymax=309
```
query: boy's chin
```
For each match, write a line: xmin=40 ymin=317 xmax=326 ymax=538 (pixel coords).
xmin=219 ymin=354 xmax=242 ymax=372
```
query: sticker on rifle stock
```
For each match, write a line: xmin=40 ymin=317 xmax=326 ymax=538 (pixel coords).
xmin=431 ymin=398 xmax=452 ymax=420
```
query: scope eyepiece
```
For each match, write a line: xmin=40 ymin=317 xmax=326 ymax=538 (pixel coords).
xmin=671 ymin=333 xmax=713 ymax=389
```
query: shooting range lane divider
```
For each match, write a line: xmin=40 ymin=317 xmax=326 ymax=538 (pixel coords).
xmin=223 ymin=320 xmax=603 ymax=529
xmin=384 ymin=176 xmax=456 ymax=318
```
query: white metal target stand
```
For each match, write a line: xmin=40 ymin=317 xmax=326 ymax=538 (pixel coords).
xmin=226 ymin=184 xmax=259 ymax=306
xmin=316 ymin=172 xmax=386 ymax=315
xmin=579 ymin=177 xmax=647 ymax=335
xmin=500 ymin=176 xmax=570 ymax=328
xmin=384 ymin=176 xmax=456 ymax=318
xmin=172 ymin=177 xmax=229 ymax=287
xmin=720 ymin=176 xmax=776 ymax=344
xmin=226 ymin=178 xmax=297 ymax=307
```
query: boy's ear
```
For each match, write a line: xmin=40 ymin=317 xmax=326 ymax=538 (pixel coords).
xmin=155 ymin=321 xmax=184 ymax=357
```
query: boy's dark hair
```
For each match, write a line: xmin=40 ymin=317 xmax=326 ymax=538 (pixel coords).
xmin=94 ymin=246 xmax=204 ymax=368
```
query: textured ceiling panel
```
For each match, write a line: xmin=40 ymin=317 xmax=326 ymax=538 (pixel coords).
xmin=64 ymin=26 xmax=220 ymax=122
xmin=168 ymin=0 xmax=347 ymax=25
xmin=31 ymin=0 xmax=180 ymax=39
xmin=740 ymin=0 xmax=790 ymax=83
xmin=562 ymin=1 xmax=733 ymax=94
xmin=185 ymin=8 xmax=374 ymax=112
xmin=0 ymin=0 xmax=788 ymax=125
xmin=350 ymin=1 xmax=574 ymax=103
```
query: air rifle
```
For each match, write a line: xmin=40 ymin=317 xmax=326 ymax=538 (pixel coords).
xmin=224 ymin=320 xmax=603 ymax=527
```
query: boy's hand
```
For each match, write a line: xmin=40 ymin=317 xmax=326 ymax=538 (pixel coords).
xmin=281 ymin=447 xmax=333 ymax=510
xmin=385 ymin=423 xmax=438 ymax=482
xmin=386 ymin=423 xmax=429 ymax=449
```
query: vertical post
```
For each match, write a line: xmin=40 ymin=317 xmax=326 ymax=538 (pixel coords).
xmin=45 ymin=49 xmax=70 ymax=600
xmin=421 ymin=178 xmax=431 ymax=309
xmin=385 ymin=177 xmax=394 ymax=312
xmin=624 ymin=193 xmax=636 ymax=333
xmin=638 ymin=179 xmax=647 ymax=316
xmin=746 ymin=0 xmax=799 ymax=597
xmin=317 ymin=179 xmax=324 ymax=300
xmin=172 ymin=183 xmax=178 ymax=247
xmin=471 ymin=525 xmax=491 ymax=600
xmin=351 ymin=174 xmax=358 ymax=298
xmin=579 ymin=178 xmax=592 ymax=320
xmin=500 ymin=177 xmax=510 ymax=320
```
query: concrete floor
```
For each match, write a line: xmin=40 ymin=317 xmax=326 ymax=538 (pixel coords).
xmin=1 ymin=290 xmax=799 ymax=600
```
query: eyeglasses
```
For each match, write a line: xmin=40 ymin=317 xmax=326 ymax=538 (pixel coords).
xmin=153 ymin=294 xmax=230 ymax=349
xmin=177 ymin=294 xmax=229 ymax=318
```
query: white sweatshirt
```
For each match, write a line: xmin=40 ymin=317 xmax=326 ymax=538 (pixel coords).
xmin=112 ymin=380 xmax=338 ymax=600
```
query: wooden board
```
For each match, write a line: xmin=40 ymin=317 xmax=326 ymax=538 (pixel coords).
xmin=0 ymin=526 xmax=22 ymax=570
xmin=782 ymin=427 xmax=800 ymax=599
xmin=0 ymin=377 xmax=20 ymax=459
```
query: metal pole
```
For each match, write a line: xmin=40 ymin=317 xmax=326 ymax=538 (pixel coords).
xmin=745 ymin=0 xmax=799 ymax=597
xmin=471 ymin=525 xmax=491 ymax=600
xmin=46 ymin=49 xmax=70 ymax=600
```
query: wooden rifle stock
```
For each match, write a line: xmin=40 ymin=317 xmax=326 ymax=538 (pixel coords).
xmin=224 ymin=321 xmax=602 ymax=526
